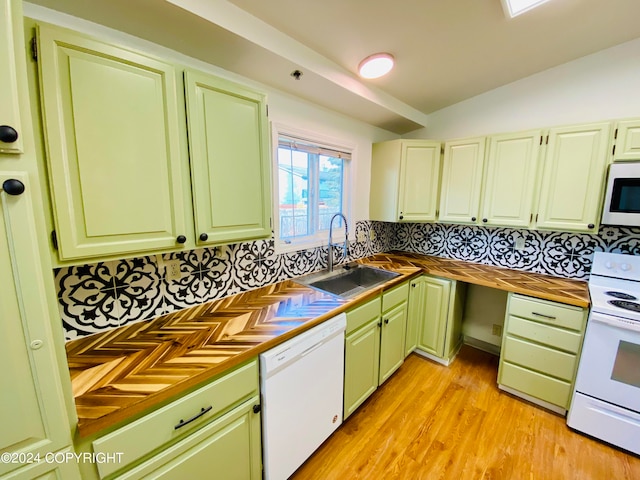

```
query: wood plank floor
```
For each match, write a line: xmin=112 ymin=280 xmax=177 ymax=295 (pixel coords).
xmin=292 ymin=346 xmax=640 ymax=480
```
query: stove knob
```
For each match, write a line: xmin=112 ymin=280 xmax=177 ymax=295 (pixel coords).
xmin=620 ymin=263 xmax=631 ymax=272
xmin=605 ymin=261 xmax=615 ymax=269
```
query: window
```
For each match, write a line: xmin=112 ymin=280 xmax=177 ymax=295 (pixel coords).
xmin=274 ymin=132 xmax=351 ymax=250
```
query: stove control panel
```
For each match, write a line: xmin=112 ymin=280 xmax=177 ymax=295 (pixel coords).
xmin=593 ymin=252 xmax=640 ymax=280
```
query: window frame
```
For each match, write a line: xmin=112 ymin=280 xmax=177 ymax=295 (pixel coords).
xmin=271 ymin=123 xmax=355 ymax=254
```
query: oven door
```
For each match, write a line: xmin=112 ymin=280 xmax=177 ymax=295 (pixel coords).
xmin=574 ymin=311 xmax=640 ymax=413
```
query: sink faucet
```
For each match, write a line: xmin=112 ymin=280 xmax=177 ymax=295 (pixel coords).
xmin=328 ymin=213 xmax=348 ymax=272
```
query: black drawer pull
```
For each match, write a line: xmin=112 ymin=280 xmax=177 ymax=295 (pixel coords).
xmin=532 ymin=312 xmax=556 ymax=320
xmin=174 ymin=405 xmax=213 ymax=430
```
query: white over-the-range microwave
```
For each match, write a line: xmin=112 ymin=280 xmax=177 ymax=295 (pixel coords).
xmin=602 ymin=162 xmax=640 ymax=227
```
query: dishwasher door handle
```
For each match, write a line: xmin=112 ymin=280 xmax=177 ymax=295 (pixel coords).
xmin=300 ymin=340 xmax=325 ymax=358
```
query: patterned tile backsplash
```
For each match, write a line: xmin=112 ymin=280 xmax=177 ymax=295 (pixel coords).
xmin=56 ymin=221 xmax=395 ymax=340
xmin=56 ymin=220 xmax=640 ymax=340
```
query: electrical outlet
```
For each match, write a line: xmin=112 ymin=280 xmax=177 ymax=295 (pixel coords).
xmin=165 ymin=260 xmax=182 ymax=281
xmin=492 ymin=324 xmax=503 ymax=336
xmin=356 ymin=231 xmax=366 ymax=242
xmin=514 ymin=237 xmax=526 ymax=251
xmin=369 ymin=230 xmax=377 ymax=241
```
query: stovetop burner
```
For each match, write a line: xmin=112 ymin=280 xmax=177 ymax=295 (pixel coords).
xmin=606 ymin=291 xmax=638 ymax=301
xmin=608 ymin=300 xmax=640 ymax=313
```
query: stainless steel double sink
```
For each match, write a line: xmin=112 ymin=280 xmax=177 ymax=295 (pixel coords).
xmin=296 ymin=263 xmax=400 ymax=299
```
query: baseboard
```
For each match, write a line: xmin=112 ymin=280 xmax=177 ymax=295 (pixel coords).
xmin=463 ymin=335 xmax=501 ymax=356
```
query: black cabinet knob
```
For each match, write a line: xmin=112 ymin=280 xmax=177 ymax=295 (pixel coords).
xmin=384 ymin=318 xmax=389 ymax=325
xmin=2 ymin=179 xmax=25 ymax=196
xmin=377 ymin=321 xmax=382 ymax=327
xmin=399 ymin=215 xmax=404 ymax=220
xmin=588 ymin=223 xmax=595 ymax=229
xmin=176 ymin=235 xmax=187 ymax=244
xmin=471 ymin=217 xmax=477 ymax=222
xmin=482 ymin=218 xmax=488 ymax=223
xmin=0 ymin=125 xmax=18 ymax=144
xmin=252 ymin=404 xmax=261 ymax=414
xmin=199 ymin=233 xmax=208 ymax=242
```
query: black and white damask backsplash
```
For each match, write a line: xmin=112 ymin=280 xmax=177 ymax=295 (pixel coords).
xmin=56 ymin=220 xmax=640 ymax=340
xmin=57 ymin=221 xmax=395 ymax=340
xmin=393 ymin=223 xmax=640 ymax=279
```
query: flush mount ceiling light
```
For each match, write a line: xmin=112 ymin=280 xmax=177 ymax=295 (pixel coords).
xmin=358 ymin=53 xmax=394 ymax=79
xmin=501 ymin=0 xmax=552 ymax=18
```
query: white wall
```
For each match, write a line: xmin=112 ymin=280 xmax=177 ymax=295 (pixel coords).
xmin=405 ymin=37 xmax=640 ymax=140
xmin=24 ymin=3 xmax=397 ymax=223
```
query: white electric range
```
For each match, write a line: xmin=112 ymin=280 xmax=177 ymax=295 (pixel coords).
xmin=568 ymin=251 xmax=640 ymax=455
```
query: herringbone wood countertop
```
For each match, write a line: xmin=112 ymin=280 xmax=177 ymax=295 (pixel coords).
xmin=66 ymin=253 xmax=589 ymax=437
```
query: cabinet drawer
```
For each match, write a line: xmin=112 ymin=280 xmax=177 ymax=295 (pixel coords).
xmin=93 ymin=360 xmax=258 ymax=478
xmin=506 ymin=315 xmax=583 ymax=353
xmin=346 ymin=296 xmax=381 ymax=335
xmin=502 ymin=336 xmax=577 ymax=381
xmin=382 ymin=282 xmax=409 ymax=312
xmin=508 ymin=294 xmax=585 ymax=331
xmin=500 ymin=361 xmax=572 ymax=408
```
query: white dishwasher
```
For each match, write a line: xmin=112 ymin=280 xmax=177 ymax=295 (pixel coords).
xmin=260 ymin=313 xmax=346 ymax=480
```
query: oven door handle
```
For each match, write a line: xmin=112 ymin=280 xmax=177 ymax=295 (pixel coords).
xmin=591 ymin=313 xmax=640 ymax=333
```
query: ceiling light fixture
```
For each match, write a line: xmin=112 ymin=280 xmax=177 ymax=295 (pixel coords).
xmin=501 ymin=0 xmax=552 ymax=18
xmin=358 ymin=53 xmax=394 ymax=79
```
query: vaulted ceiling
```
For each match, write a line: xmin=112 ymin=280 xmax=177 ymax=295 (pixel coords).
xmin=26 ymin=0 xmax=640 ymax=134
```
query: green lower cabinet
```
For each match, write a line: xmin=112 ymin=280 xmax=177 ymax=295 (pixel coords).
xmin=343 ymin=282 xmax=409 ymax=420
xmin=378 ymin=302 xmax=408 ymax=384
xmin=405 ymin=279 xmax=424 ymax=357
xmin=344 ymin=318 xmax=381 ymax=419
xmin=414 ymin=275 xmax=465 ymax=365
xmin=497 ymin=293 xmax=587 ymax=413
xmin=116 ymin=396 xmax=262 ymax=480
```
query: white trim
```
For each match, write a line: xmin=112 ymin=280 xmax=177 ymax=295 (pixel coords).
xmin=271 ymin=122 xmax=356 ymax=255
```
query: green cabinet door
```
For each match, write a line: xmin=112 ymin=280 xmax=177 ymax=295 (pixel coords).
xmin=405 ymin=277 xmax=425 ymax=357
xmin=417 ymin=276 xmax=451 ymax=358
xmin=37 ymin=24 xmax=190 ymax=261
xmin=370 ymin=139 xmax=441 ymax=223
xmin=344 ymin=319 xmax=381 ymax=420
xmin=0 ymin=0 xmax=23 ymax=154
xmin=439 ymin=137 xmax=486 ymax=224
xmin=481 ymin=130 xmax=543 ymax=228
xmin=0 ymin=173 xmax=78 ymax=478
xmin=535 ymin=122 xmax=612 ymax=233
xmin=379 ymin=302 xmax=407 ymax=384
xmin=184 ymin=70 xmax=271 ymax=245
xmin=613 ymin=119 xmax=640 ymax=161
xmin=398 ymin=141 xmax=442 ymax=222
xmin=117 ymin=397 xmax=262 ymax=480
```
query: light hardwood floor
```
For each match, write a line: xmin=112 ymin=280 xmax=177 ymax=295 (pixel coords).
xmin=291 ymin=346 xmax=640 ymax=480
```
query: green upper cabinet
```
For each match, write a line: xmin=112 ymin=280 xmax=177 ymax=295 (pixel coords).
xmin=535 ymin=122 xmax=612 ymax=233
xmin=36 ymin=23 xmax=191 ymax=261
xmin=438 ymin=137 xmax=486 ymax=224
xmin=613 ymin=119 xmax=640 ymax=161
xmin=480 ymin=130 xmax=543 ymax=228
xmin=184 ymin=70 xmax=271 ymax=245
xmin=370 ymin=139 xmax=441 ymax=222
xmin=0 ymin=0 xmax=23 ymax=154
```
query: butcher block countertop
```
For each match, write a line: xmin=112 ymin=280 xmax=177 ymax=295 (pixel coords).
xmin=66 ymin=252 xmax=589 ymax=437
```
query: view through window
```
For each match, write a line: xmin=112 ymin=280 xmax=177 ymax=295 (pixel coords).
xmin=277 ymin=135 xmax=350 ymax=246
